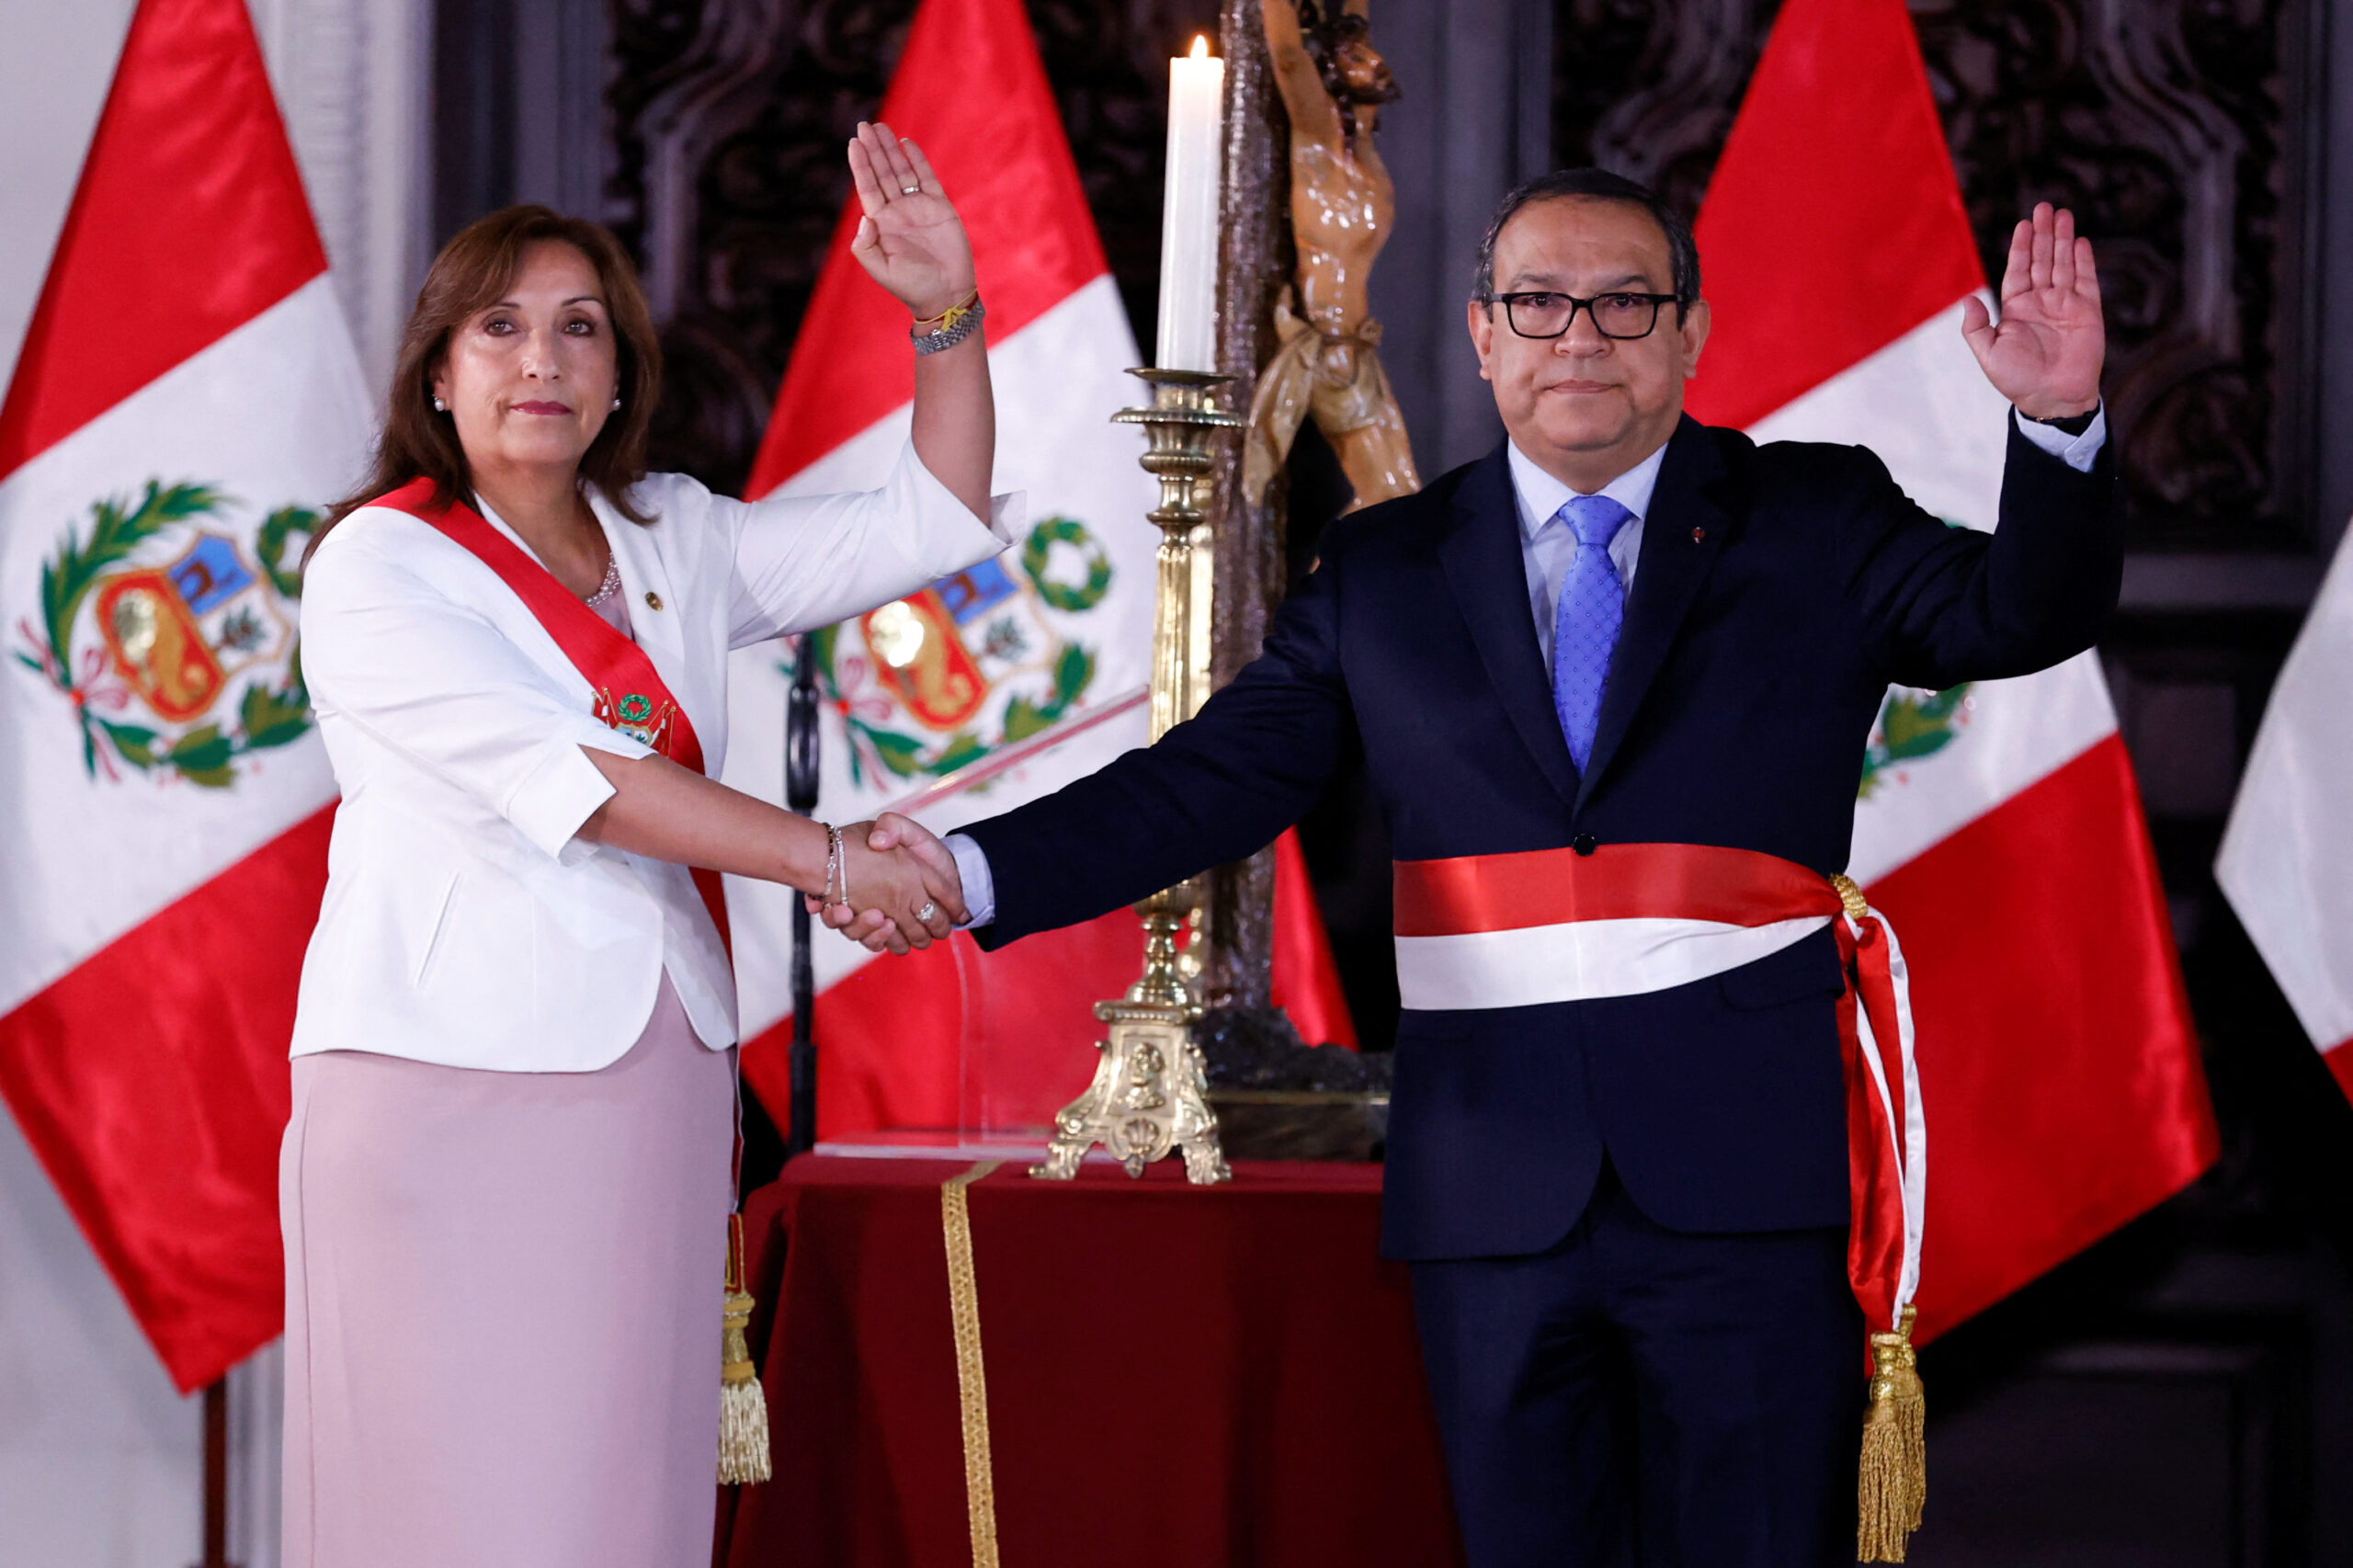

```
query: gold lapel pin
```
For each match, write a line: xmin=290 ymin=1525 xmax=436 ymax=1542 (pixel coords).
xmin=644 ymin=591 xmax=664 ymax=611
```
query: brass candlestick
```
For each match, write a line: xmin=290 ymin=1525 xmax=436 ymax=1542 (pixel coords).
xmin=1032 ymin=369 xmax=1243 ymax=1185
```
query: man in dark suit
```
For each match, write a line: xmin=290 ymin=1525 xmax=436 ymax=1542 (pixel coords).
xmin=838 ymin=169 xmax=2115 ymax=1566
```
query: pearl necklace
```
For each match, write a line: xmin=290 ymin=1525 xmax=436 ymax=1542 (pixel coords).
xmin=584 ymin=551 xmax=622 ymax=607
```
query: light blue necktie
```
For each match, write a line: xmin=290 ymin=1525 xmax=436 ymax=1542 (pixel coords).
xmin=1552 ymin=494 xmax=1633 ymax=773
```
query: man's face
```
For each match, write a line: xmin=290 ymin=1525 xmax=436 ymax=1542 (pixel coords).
xmin=1336 ymin=39 xmax=1397 ymax=102
xmin=1468 ymin=197 xmax=1710 ymax=483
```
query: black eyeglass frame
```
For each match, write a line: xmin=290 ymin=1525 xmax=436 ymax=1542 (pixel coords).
xmin=1480 ymin=290 xmax=1683 ymax=341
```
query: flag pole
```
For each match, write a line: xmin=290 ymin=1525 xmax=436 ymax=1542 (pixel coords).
xmin=783 ymin=631 xmax=821 ymax=1158
xmin=195 ymin=1378 xmax=241 ymax=1568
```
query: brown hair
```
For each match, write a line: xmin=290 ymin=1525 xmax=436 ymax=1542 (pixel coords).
xmin=312 ymin=205 xmax=663 ymax=561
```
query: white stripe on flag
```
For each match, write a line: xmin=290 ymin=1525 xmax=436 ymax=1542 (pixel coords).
xmin=2217 ymin=528 xmax=2353 ymax=1057
xmin=0 ymin=276 xmax=369 ymax=1013
xmin=1749 ymin=294 xmax=2120 ymax=884
xmin=1749 ymin=297 xmax=2010 ymax=532
xmin=722 ymin=276 xmax=1159 ymax=1033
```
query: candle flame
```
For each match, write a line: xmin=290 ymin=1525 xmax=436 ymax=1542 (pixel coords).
xmin=1189 ymin=35 xmax=1211 ymax=60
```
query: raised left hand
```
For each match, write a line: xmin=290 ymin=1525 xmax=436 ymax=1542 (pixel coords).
xmin=1961 ymin=202 xmax=2105 ymax=421
xmin=846 ymin=121 xmax=976 ymax=321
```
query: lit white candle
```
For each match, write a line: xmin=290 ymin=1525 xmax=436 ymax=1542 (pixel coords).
xmin=1155 ymin=35 xmax=1225 ymax=372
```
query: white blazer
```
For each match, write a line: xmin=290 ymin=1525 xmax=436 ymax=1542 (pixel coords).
xmin=290 ymin=443 xmax=1016 ymax=1072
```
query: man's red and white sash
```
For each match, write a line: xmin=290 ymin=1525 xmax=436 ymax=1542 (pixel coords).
xmin=1395 ymin=842 xmax=1840 ymax=1008
xmin=1393 ymin=841 xmax=1925 ymax=1335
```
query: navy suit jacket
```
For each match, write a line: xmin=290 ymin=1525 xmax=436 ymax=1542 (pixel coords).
xmin=963 ymin=414 xmax=2122 ymax=1261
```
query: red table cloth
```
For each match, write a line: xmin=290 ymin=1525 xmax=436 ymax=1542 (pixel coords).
xmin=715 ymin=1154 xmax=1464 ymax=1568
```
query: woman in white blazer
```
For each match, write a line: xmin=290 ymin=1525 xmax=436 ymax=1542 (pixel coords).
xmin=281 ymin=125 xmax=989 ymax=1568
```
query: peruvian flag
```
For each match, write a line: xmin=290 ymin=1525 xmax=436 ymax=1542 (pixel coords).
xmin=2216 ymin=528 xmax=2353 ymax=1103
xmin=0 ymin=0 xmax=370 ymax=1389
xmin=1688 ymin=0 xmax=2216 ymax=1338
xmin=723 ymin=0 xmax=1351 ymax=1142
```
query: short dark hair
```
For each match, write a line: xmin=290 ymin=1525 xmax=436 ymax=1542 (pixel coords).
xmin=1471 ymin=168 xmax=1701 ymax=314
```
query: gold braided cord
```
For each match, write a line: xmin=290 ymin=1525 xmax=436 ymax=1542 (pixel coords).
xmin=941 ymin=1161 xmax=1004 ymax=1568
xmin=1830 ymin=871 xmax=1870 ymax=922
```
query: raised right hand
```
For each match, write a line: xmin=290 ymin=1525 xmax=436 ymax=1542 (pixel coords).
xmin=1961 ymin=201 xmax=2105 ymax=420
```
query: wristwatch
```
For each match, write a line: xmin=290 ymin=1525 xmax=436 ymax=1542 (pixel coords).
xmin=2022 ymin=403 xmax=2100 ymax=437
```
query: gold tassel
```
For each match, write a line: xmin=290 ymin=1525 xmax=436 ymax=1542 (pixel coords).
xmin=719 ymin=1212 xmax=772 ymax=1485
xmin=1857 ymin=1304 xmax=1926 ymax=1562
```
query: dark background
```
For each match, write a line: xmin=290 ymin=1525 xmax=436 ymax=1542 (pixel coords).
xmin=430 ymin=1 xmax=2353 ymax=1560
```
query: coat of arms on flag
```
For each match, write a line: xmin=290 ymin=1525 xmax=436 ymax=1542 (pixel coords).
xmin=17 ymin=480 xmax=316 ymax=786
xmin=800 ymin=511 xmax=1114 ymax=786
xmin=0 ymin=0 xmax=372 ymax=1392
xmin=1857 ymin=684 xmax=1972 ymax=800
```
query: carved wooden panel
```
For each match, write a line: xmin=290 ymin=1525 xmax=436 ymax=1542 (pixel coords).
xmin=605 ymin=0 xmax=1217 ymax=496
xmin=1552 ymin=0 xmax=2323 ymax=551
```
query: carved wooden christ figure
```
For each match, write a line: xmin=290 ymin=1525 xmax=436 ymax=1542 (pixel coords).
xmin=1244 ymin=0 xmax=1421 ymax=512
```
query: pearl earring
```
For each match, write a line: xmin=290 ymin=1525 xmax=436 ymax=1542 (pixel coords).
xmin=610 ymin=396 xmax=622 ymax=410
xmin=432 ymin=396 xmax=447 ymax=412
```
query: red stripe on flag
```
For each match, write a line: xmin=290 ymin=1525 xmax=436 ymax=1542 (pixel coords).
xmin=1869 ymin=736 xmax=2216 ymax=1341
xmin=745 ymin=0 xmax=1108 ymax=496
xmin=0 ymin=809 xmax=332 ymax=1391
xmin=740 ymin=910 xmax=1145 ymax=1139
xmin=1685 ymin=0 xmax=1984 ymax=431
xmin=2325 ymin=1040 xmax=2353 ymax=1108
xmin=0 ymin=0 xmax=326 ymax=484
xmin=1271 ymin=828 xmax=1358 ymax=1050
xmin=743 ymin=837 xmax=1362 ymax=1135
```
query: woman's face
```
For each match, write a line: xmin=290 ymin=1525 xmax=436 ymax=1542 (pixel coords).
xmin=431 ymin=240 xmax=619 ymax=480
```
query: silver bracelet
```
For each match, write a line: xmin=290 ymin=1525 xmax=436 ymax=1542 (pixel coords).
xmin=912 ymin=296 xmax=984 ymax=357
xmin=823 ymin=823 xmax=843 ymax=907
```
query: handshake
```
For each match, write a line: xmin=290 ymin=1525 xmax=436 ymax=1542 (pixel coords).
xmin=805 ymin=812 xmax=970 ymax=954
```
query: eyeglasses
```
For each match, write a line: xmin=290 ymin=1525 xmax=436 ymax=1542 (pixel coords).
xmin=1483 ymin=290 xmax=1680 ymax=341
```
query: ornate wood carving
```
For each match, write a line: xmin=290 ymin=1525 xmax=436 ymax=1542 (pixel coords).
xmin=607 ymin=0 xmax=877 ymax=497
xmin=1552 ymin=0 xmax=2322 ymax=551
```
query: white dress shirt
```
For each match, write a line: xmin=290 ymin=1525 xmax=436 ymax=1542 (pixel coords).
xmin=947 ymin=408 xmax=2107 ymax=928
xmin=1507 ymin=437 xmax=1662 ymax=665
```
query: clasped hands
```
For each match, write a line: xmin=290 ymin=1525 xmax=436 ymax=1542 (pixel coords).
xmin=809 ymin=812 xmax=968 ymax=954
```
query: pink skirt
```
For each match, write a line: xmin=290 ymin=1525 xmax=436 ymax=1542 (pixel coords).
xmin=279 ymin=977 xmax=735 ymax=1568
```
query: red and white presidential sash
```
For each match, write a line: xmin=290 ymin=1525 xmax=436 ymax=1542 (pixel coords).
xmin=1393 ymin=841 xmax=1924 ymax=1338
xmin=369 ymin=477 xmax=732 ymax=950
